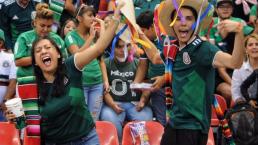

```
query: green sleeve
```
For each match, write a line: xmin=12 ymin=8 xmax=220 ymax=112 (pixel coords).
xmin=64 ymin=33 xmax=77 ymax=50
xmin=197 ymin=42 xmax=219 ymax=66
xmin=14 ymin=34 xmax=29 ymax=60
xmin=65 ymin=55 xmax=81 ymax=77
xmin=250 ymin=5 xmax=257 ymax=16
xmin=52 ymin=34 xmax=68 ymax=59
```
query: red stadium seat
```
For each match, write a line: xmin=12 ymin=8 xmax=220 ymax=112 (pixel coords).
xmin=206 ymin=127 xmax=215 ymax=145
xmin=211 ymin=94 xmax=227 ymax=127
xmin=23 ymin=128 xmax=40 ymax=145
xmin=122 ymin=121 xmax=164 ymax=145
xmin=96 ymin=121 xmax=119 ymax=145
xmin=0 ymin=122 xmax=21 ymax=145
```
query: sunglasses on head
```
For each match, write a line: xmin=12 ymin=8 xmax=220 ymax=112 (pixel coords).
xmin=76 ymin=4 xmax=94 ymax=18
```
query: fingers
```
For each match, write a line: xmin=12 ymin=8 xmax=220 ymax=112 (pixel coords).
xmin=113 ymin=1 xmax=125 ymax=19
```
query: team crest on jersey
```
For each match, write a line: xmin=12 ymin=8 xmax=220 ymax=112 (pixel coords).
xmin=64 ymin=76 xmax=69 ymax=86
xmin=3 ymin=61 xmax=10 ymax=68
xmin=183 ymin=52 xmax=191 ymax=65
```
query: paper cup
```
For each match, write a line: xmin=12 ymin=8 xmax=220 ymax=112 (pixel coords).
xmin=5 ymin=98 xmax=25 ymax=117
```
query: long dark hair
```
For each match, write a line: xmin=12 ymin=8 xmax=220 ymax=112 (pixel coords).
xmin=31 ymin=36 xmax=66 ymax=104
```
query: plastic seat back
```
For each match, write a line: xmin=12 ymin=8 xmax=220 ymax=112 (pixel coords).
xmin=211 ymin=94 xmax=227 ymax=126
xmin=23 ymin=128 xmax=40 ymax=145
xmin=0 ymin=122 xmax=21 ymax=145
xmin=206 ymin=127 xmax=215 ymax=145
xmin=122 ymin=121 xmax=164 ymax=145
xmin=96 ymin=121 xmax=119 ymax=145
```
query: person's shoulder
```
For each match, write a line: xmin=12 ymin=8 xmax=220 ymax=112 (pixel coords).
xmin=3 ymin=0 xmax=15 ymax=7
xmin=49 ymin=32 xmax=63 ymax=40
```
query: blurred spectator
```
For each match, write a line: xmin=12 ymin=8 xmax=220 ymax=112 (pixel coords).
xmin=0 ymin=0 xmax=42 ymax=50
xmin=59 ymin=18 xmax=77 ymax=39
xmin=136 ymin=10 xmax=167 ymax=126
xmin=201 ymin=0 xmax=253 ymax=107
xmin=107 ymin=0 xmax=161 ymax=17
xmin=14 ymin=3 xmax=68 ymax=79
xmin=65 ymin=4 xmax=108 ymax=121
xmin=232 ymin=0 xmax=255 ymax=22
xmin=249 ymin=4 xmax=258 ymax=25
xmin=232 ymin=34 xmax=258 ymax=106
xmin=0 ymin=29 xmax=17 ymax=121
xmin=100 ymin=24 xmax=153 ymax=142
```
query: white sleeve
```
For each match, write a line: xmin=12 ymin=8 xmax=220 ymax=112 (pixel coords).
xmin=231 ymin=69 xmax=244 ymax=102
xmin=9 ymin=54 xmax=17 ymax=79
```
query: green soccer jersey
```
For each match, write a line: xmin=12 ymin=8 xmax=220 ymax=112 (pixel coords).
xmin=65 ymin=30 xmax=103 ymax=86
xmin=147 ymin=36 xmax=171 ymax=79
xmin=105 ymin=58 xmax=141 ymax=102
xmin=40 ymin=56 xmax=94 ymax=143
xmin=0 ymin=0 xmax=41 ymax=48
xmin=14 ymin=29 xmax=68 ymax=78
xmin=161 ymin=37 xmax=219 ymax=133
xmin=209 ymin=17 xmax=253 ymax=45
xmin=250 ymin=5 xmax=257 ymax=16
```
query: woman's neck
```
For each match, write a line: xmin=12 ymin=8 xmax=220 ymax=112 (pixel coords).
xmin=77 ymin=25 xmax=90 ymax=38
xmin=249 ymin=58 xmax=258 ymax=70
xmin=43 ymin=72 xmax=55 ymax=83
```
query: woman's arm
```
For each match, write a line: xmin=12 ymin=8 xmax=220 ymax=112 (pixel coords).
xmin=104 ymin=93 xmax=124 ymax=114
xmin=15 ymin=57 xmax=32 ymax=67
xmin=138 ymin=31 xmax=163 ymax=65
xmin=75 ymin=2 xmax=123 ymax=70
xmin=99 ymin=57 xmax=109 ymax=92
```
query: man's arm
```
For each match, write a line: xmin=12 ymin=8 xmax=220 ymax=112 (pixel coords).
xmin=213 ymin=20 xmax=244 ymax=69
xmin=138 ymin=32 xmax=164 ymax=65
xmin=133 ymin=58 xmax=148 ymax=83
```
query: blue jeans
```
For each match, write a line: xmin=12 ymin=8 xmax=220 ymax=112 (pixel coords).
xmin=45 ymin=128 xmax=100 ymax=145
xmin=100 ymin=102 xmax=153 ymax=142
xmin=150 ymin=88 xmax=166 ymax=126
xmin=0 ymin=109 xmax=6 ymax=121
xmin=83 ymin=83 xmax=103 ymax=121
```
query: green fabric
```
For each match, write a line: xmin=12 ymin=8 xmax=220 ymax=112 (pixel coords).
xmin=105 ymin=58 xmax=141 ymax=102
xmin=134 ymin=0 xmax=162 ymax=17
xmin=0 ymin=29 xmax=5 ymax=41
xmin=17 ymin=76 xmax=36 ymax=84
xmin=250 ymin=5 xmax=257 ymax=16
xmin=147 ymin=37 xmax=165 ymax=79
xmin=65 ymin=30 xmax=103 ymax=86
xmin=161 ymin=37 xmax=219 ymax=133
xmin=209 ymin=17 xmax=253 ymax=45
xmin=0 ymin=0 xmax=40 ymax=48
xmin=14 ymin=30 xmax=68 ymax=78
xmin=40 ymin=56 xmax=94 ymax=143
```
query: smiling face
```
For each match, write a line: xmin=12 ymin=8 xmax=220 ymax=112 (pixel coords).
xmin=34 ymin=39 xmax=60 ymax=74
xmin=63 ymin=20 xmax=76 ymax=36
xmin=172 ymin=7 xmax=196 ymax=45
xmin=216 ymin=2 xmax=233 ymax=20
xmin=246 ymin=37 xmax=258 ymax=60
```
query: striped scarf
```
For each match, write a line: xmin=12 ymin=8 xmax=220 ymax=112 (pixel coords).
xmin=17 ymin=76 xmax=41 ymax=144
xmin=213 ymin=95 xmax=235 ymax=145
xmin=163 ymin=36 xmax=178 ymax=108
